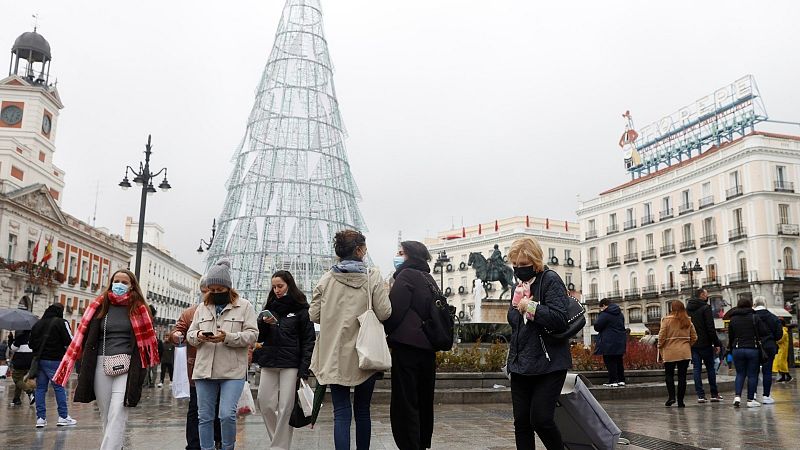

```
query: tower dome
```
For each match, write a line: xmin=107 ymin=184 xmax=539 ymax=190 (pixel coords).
xmin=12 ymin=30 xmax=51 ymax=62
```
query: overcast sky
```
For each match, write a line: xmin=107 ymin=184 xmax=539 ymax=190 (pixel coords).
xmin=2 ymin=0 xmax=799 ymax=276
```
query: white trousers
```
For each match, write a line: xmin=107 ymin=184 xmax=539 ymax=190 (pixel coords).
xmin=94 ymin=356 xmax=130 ymax=450
xmin=258 ymin=367 xmax=298 ymax=450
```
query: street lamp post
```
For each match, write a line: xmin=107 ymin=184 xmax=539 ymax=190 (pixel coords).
xmin=24 ymin=284 xmax=41 ymax=312
xmin=196 ymin=219 xmax=217 ymax=253
xmin=434 ymin=250 xmax=450 ymax=291
xmin=680 ymin=258 xmax=703 ymax=293
xmin=119 ymin=135 xmax=171 ymax=280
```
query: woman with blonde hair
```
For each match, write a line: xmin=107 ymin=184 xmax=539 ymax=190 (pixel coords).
xmin=506 ymin=237 xmax=572 ymax=450
xmin=658 ymin=300 xmax=697 ymax=407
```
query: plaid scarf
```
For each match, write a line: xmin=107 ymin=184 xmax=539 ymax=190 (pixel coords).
xmin=53 ymin=294 xmax=160 ymax=386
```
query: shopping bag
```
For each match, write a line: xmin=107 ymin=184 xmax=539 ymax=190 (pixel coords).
xmin=355 ymin=268 xmax=391 ymax=371
xmin=171 ymin=345 xmax=190 ymax=399
xmin=297 ymin=379 xmax=314 ymax=417
xmin=237 ymin=381 xmax=256 ymax=416
xmin=0 ymin=365 xmax=8 ymax=378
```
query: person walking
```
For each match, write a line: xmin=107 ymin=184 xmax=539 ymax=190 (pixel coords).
xmin=29 ymin=303 xmax=76 ymax=428
xmin=753 ymin=296 xmax=782 ymax=404
xmin=686 ymin=288 xmax=723 ymax=403
xmin=172 ymin=277 xmax=223 ymax=450
xmin=310 ymin=230 xmax=392 ymax=450
xmin=9 ymin=329 xmax=34 ymax=406
xmin=726 ymin=297 xmax=772 ymax=407
xmin=593 ymin=298 xmax=627 ymax=388
xmin=52 ymin=269 xmax=160 ymax=449
xmin=384 ymin=240 xmax=438 ymax=450
xmin=255 ymin=270 xmax=315 ymax=450
xmin=187 ymin=258 xmax=259 ymax=450
xmin=773 ymin=319 xmax=792 ymax=383
xmin=507 ymin=237 xmax=572 ymax=450
xmin=159 ymin=336 xmax=175 ymax=387
xmin=658 ymin=300 xmax=697 ymax=407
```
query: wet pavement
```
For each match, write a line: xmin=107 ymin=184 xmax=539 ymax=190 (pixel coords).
xmin=0 ymin=371 xmax=797 ymax=449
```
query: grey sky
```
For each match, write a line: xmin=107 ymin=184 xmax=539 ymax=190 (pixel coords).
xmin=2 ymin=0 xmax=799 ymax=277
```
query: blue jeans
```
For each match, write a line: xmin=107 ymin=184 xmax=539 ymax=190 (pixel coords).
xmin=330 ymin=375 xmax=377 ymax=450
xmin=761 ymin=352 xmax=776 ymax=397
xmin=732 ymin=348 xmax=760 ymax=400
xmin=195 ymin=379 xmax=245 ymax=450
xmin=36 ymin=359 xmax=69 ymax=420
xmin=691 ymin=347 xmax=718 ymax=398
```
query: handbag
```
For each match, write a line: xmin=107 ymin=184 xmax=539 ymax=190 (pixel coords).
xmin=537 ymin=269 xmax=586 ymax=340
xmin=355 ymin=268 xmax=392 ymax=371
xmin=297 ymin=378 xmax=314 ymax=417
xmin=102 ymin=314 xmax=131 ymax=376
xmin=752 ymin=315 xmax=769 ymax=364
xmin=24 ymin=319 xmax=57 ymax=383
xmin=289 ymin=395 xmax=312 ymax=428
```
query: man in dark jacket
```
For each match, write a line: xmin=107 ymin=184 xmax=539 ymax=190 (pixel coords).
xmin=686 ymin=288 xmax=723 ymax=402
xmin=753 ymin=296 xmax=782 ymax=404
xmin=10 ymin=329 xmax=35 ymax=406
xmin=159 ymin=337 xmax=175 ymax=387
xmin=29 ymin=303 xmax=76 ymax=427
xmin=594 ymin=298 xmax=627 ymax=387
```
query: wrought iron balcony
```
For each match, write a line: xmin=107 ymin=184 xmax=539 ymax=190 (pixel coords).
xmin=607 ymin=224 xmax=619 ymax=235
xmin=726 ymin=185 xmax=743 ymax=200
xmin=624 ymin=253 xmax=638 ymax=264
xmin=641 ymin=215 xmax=655 ymax=226
xmin=774 ymin=180 xmax=795 ymax=193
xmin=607 ymin=290 xmax=622 ymax=300
xmin=679 ymin=240 xmax=696 ymax=252
xmin=624 ymin=288 xmax=641 ymax=299
xmin=778 ymin=224 xmax=800 ymax=236
xmin=661 ymin=283 xmax=678 ymax=294
xmin=703 ymin=276 xmax=721 ymax=287
xmin=700 ymin=234 xmax=718 ymax=248
xmin=727 ymin=272 xmax=751 ymax=285
xmin=584 ymin=293 xmax=599 ymax=305
xmin=607 ymin=256 xmax=620 ymax=267
xmin=585 ymin=229 xmax=598 ymax=240
xmin=678 ymin=202 xmax=694 ymax=215
xmin=586 ymin=260 xmax=599 ymax=270
xmin=680 ymin=280 xmax=699 ymax=292
xmin=660 ymin=244 xmax=676 ymax=256
xmin=624 ymin=219 xmax=637 ymax=230
xmin=647 ymin=313 xmax=663 ymax=323
xmin=642 ymin=285 xmax=659 ymax=298
xmin=728 ymin=227 xmax=747 ymax=241
xmin=641 ymin=248 xmax=657 ymax=260
xmin=660 ymin=208 xmax=674 ymax=220
xmin=699 ymin=195 xmax=715 ymax=209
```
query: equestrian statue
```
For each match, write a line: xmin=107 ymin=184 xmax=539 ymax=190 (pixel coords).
xmin=468 ymin=244 xmax=515 ymax=299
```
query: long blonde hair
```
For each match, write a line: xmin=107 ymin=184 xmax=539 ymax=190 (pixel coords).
xmin=508 ymin=237 xmax=544 ymax=271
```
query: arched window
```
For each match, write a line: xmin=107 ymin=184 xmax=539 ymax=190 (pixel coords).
xmin=590 ymin=278 xmax=598 ymax=295
xmin=17 ymin=295 xmax=31 ymax=311
xmin=629 ymin=272 xmax=638 ymax=290
xmin=666 ymin=265 xmax=675 ymax=288
xmin=646 ymin=269 xmax=656 ymax=287
xmin=628 ymin=307 xmax=643 ymax=323
xmin=612 ymin=274 xmax=620 ymax=293
xmin=784 ymin=247 xmax=795 ymax=271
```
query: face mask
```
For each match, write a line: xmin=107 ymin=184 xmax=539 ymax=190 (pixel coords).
xmin=513 ymin=266 xmax=536 ymax=282
xmin=212 ymin=292 xmax=230 ymax=305
xmin=111 ymin=282 xmax=129 ymax=296
xmin=393 ymin=256 xmax=405 ymax=269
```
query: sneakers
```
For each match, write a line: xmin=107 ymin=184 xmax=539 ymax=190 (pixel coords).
xmin=761 ymin=396 xmax=775 ymax=404
xmin=710 ymin=394 xmax=723 ymax=402
xmin=57 ymin=416 xmax=77 ymax=427
xmin=35 ymin=418 xmax=47 ymax=428
xmin=617 ymin=382 xmax=626 ymax=387
xmin=747 ymin=399 xmax=761 ymax=408
xmin=157 ymin=382 xmax=163 ymax=388
xmin=697 ymin=397 xmax=708 ymax=403
xmin=733 ymin=396 xmax=741 ymax=407
xmin=602 ymin=383 xmax=619 ymax=387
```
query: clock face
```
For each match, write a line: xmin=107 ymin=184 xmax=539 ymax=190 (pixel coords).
xmin=1 ymin=105 xmax=24 ymax=125
xmin=42 ymin=115 xmax=52 ymax=134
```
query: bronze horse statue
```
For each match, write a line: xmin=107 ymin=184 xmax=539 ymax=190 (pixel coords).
xmin=468 ymin=252 xmax=515 ymax=299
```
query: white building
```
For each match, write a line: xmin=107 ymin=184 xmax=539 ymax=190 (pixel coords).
xmin=577 ymin=132 xmax=800 ymax=337
xmin=424 ymin=216 xmax=581 ymax=321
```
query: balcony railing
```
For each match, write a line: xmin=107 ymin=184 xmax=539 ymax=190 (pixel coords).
xmin=641 ymin=215 xmax=655 ymax=226
xmin=661 ymin=283 xmax=678 ymax=294
xmin=584 ymin=293 xmax=599 ymax=305
xmin=642 ymin=285 xmax=659 ymax=297
xmin=775 ymin=269 xmax=800 ymax=280
xmin=703 ymin=276 xmax=721 ymax=287
xmin=699 ymin=195 xmax=715 ymax=209
xmin=774 ymin=180 xmax=795 ymax=193
xmin=624 ymin=288 xmax=641 ymax=299
xmin=624 ymin=253 xmax=638 ymax=264
xmin=700 ymin=234 xmax=718 ymax=248
xmin=660 ymin=208 xmax=674 ymax=220
xmin=778 ymin=223 xmax=800 ymax=236
xmin=647 ymin=313 xmax=663 ymax=323
xmin=678 ymin=202 xmax=694 ymax=215
xmin=726 ymin=185 xmax=743 ymax=200
xmin=680 ymin=239 xmax=696 ymax=252
xmin=680 ymin=280 xmax=699 ymax=292
xmin=641 ymin=248 xmax=657 ymax=260
xmin=629 ymin=315 xmax=644 ymax=324
xmin=727 ymin=271 xmax=756 ymax=285
xmin=607 ymin=256 xmax=620 ymax=267
xmin=586 ymin=260 xmax=599 ymax=270
xmin=607 ymin=290 xmax=622 ymax=300
xmin=729 ymin=227 xmax=747 ymax=241
xmin=585 ymin=229 xmax=598 ymax=240
xmin=660 ymin=244 xmax=676 ymax=256
xmin=607 ymin=224 xmax=619 ymax=235
xmin=624 ymin=219 xmax=637 ymax=230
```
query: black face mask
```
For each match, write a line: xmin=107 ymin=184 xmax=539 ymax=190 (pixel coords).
xmin=211 ymin=292 xmax=230 ymax=305
xmin=514 ymin=266 xmax=536 ymax=282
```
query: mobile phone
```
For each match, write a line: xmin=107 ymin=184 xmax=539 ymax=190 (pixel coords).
xmin=262 ymin=310 xmax=278 ymax=323
xmin=202 ymin=331 xmax=215 ymax=337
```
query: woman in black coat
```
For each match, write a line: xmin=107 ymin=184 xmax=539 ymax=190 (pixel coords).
xmin=256 ymin=270 xmax=315 ymax=449
xmin=593 ymin=299 xmax=627 ymax=387
xmin=507 ymin=237 xmax=571 ymax=450
xmin=726 ymin=297 xmax=772 ymax=407
xmin=384 ymin=240 xmax=438 ymax=450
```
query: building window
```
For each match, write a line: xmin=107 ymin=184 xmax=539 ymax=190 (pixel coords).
xmin=589 ymin=247 xmax=597 ymax=261
xmin=703 ymin=218 xmax=714 ymax=236
xmin=548 ymin=248 xmax=556 ymax=260
xmin=629 ymin=308 xmax=642 ymax=323
xmin=7 ymin=234 xmax=17 ymax=260
xmin=56 ymin=252 xmax=64 ymax=271
xmin=609 ymin=213 xmax=617 ymax=227
xmin=682 ymin=223 xmax=693 ymax=241
xmin=626 ymin=238 xmax=636 ymax=255
xmin=663 ymin=229 xmax=673 ymax=246
xmin=69 ymin=256 xmax=77 ymax=277
xmin=626 ymin=208 xmax=634 ymax=223
xmin=779 ymin=204 xmax=790 ymax=225
xmin=733 ymin=208 xmax=744 ymax=228
xmin=662 ymin=196 xmax=671 ymax=211
xmin=785 ymin=247 xmax=795 ymax=271
xmin=26 ymin=240 xmax=36 ymax=261
xmin=609 ymin=242 xmax=618 ymax=258
xmin=647 ymin=269 xmax=656 ymax=287
xmin=590 ymin=279 xmax=598 ymax=295
xmin=647 ymin=305 xmax=661 ymax=321
xmin=565 ymin=249 xmax=572 ymax=261
xmin=681 ymin=189 xmax=690 ymax=206
xmin=776 ymin=165 xmax=786 ymax=184
xmin=588 ymin=219 xmax=596 ymax=231
xmin=590 ymin=313 xmax=599 ymax=325
xmin=644 ymin=202 xmax=651 ymax=216
xmin=702 ymin=182 xmax=711 ymax=197
xmin=612 ymin=275 xmax=620 ymax=292
xmin=645 ymin=233 xmax=654 ymax=250
xmin=10 ymin=166 xmax=24 ymax=181
xmin=565 ymin=272 xmax=573 ymax=287
xmin=630 ymin=272 xmax=638 ymax=289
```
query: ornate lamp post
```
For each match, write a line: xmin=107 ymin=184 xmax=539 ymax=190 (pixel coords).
xmin=23 ymin=284 xmax=41 ymax=312
xmin=680 ymin=258 xmax=703 ymax=293
xmin=434 ymin=250 xmax=451 ymax=290
xmin=119 ymin=135 xmax=171 ymax=279
xmin=196 ymin=219 xmax=217 ymax=253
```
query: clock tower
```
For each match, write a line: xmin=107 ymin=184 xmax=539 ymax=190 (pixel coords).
xmin=0 ymin=29 xmax=65 ymax=204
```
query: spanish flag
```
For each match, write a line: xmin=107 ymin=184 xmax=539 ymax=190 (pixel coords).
xmin=31 ymin=238 xmax=40 ymax=263
xmin=40 ymin=236 xmax=54 ymax=265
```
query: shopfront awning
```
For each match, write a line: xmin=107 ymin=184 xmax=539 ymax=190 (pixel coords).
xmin=768 ymin=307 xmax=792 ymax=318
xmin=627 ymin=323 xmax=650 ymax=336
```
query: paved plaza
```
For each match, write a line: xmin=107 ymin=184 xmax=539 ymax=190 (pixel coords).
xmin=0 ymin=372 xmax=797 ymax=450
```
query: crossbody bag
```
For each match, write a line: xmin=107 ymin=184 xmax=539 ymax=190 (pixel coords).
xmin=102 ymin=314 xmax=131 ymax=376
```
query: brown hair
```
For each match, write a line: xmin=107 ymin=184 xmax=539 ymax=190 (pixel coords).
xmin=508 ymin=237 xmax=544 ymax=272
xmin=203 ymin=288 xmax=241 ymax=306
xmin=96 ymin=269 xmax=150 ymax=319
xmin=334 ymin=229 xmax=366 ymax=260
xmin=668 ymin=300 xmax=691 ymax=328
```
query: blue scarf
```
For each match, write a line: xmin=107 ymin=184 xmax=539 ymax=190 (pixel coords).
xmin=332 ymin=259 xmax=367 ymax=274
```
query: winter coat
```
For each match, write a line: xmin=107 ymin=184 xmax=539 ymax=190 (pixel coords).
xmin=171 ymin=304 xmax=199 ymax=385
xmin=256 ymin=296 xmax=315 ymax=378
xmin=29 ymin=305 xmax=73 ymax=361
xmin=309 ymin=268 xmax=392 ymax=386
xmin=507 ymin=269 xmax=572 ymax=376
xmin=753 ymin=307 xmax=782 ymax=355
xmin=727 ymin=308 xmax=771 ymax=350
xmin=10 ymin=330 xmax=33 ymax=370
xmin=73 ymin=315 xmax=147 ymax=407
xmin=385 ymin=262 xmax=436 ymax=351
xmin=161 ymin=340 xmax=174 ymax=364
xmin=686 ymin=298 xmax=721 ymax=348
xmin=187 ymin=298 xmax=259 ymax=380
xmin=773 ymin=327 xmax=789 ymax=373
xmin=658 ymin=315 xmax=697 ymax=362
xmin=593 ymin=303 xmax=627 ymax=356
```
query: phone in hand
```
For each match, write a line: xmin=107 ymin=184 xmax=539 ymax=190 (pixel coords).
xmin=262 ymin=310 xmax=278 ymax=324
xmin=202 ymin=331 xmax=215 ymax=337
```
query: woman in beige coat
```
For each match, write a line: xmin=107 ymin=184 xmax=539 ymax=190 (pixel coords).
xmin=310 ymin=230 xmax=391 ymax=450
xmin=658 ymin=300 xmax=697 ymax=407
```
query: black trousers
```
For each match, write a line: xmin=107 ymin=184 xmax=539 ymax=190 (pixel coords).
xmin=664 ymin=360 xmax=690 ymax=404
xmin=511 ymin=370 xmax=567 ymax=450
xmin=187 ymin=385 xmax=221 ymax=450
xmin=602 ymin=354 xmax=625 ymax=384
xmin=161 ymin=363 xmax=174 ymax=383
xmin=390 ymin=345 xmax=436 ymax=450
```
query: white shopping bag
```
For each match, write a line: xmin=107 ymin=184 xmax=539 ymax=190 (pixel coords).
xmin=171 ymin=345 xmax=191 ymax=399
xmin=297 ymin=379 xmax=314 ymax=417
xmin=0 ymin=364 xmax=8 ymax=378
xmin=237 ymin=381 xmax=256 ymax=415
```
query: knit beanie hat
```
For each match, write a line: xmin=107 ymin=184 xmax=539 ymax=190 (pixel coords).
xmin=205 ymin=258 xmax=232 ymax=289
xmin=199 ymin=275 xmax=208 ymax=289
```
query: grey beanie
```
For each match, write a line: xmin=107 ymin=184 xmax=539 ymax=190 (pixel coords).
xmin=199 ymin=275 xmax=208 ymax=289
xmin=205 ymin=258 xmax=232 ymax=289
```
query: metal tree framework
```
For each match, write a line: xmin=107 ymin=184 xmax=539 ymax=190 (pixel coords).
xmin=205 ymin=0 xmax=366 ymax=306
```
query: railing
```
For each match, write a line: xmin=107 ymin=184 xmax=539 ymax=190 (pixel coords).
xmin=660 ymin=208 xmax=674 ymax=220
xmin=607 ymin=256 xmax=620 ymax=267
xmin=700 ymin=234 xmax=718 ymax=247
xmin=727 ymin=272 xmax=752 ymax=284
xmin=729 ymin=227 xmax=747 ymax=241
xmin=642 ymin=285 xmax=659 ymax=297
xmin=678 ymin=202 xmax=694 ymax=215
xmin=680 ymin=240 xmax=696 ymax=252
xmin=80 ymin=279 xmax=89 ymax=289
xmin=726 ymin=185 xmax=743 ymax=200
xmin=641 ymin=214 xmax=655 ymax=226
xmin=778 ymin=224 xmax=800 ymax=236
xmin=703 ymin=276 xmax=721 ymax=287
xmin=584 ymin=294 xmax=599 ymax=305
xmin=647 ymin=313 xmax=663 ymax=323
xmin=775 ymin=269 xmax=800 ymax=280
xmin=699 ymin=195 xmax=715 ymax=209
xmin=624 ymin=253 xmax=638 ymax=264
xmin=680 ymin=280 xmax=699 ymax=292
xmin=641 ymin=248 xmax=657 ymax=260
xmin=607 ymin=224 xmax=619 ymax=235
xmin=624 ymin=288 xmax=641 ymax=299
xmin=661 ymin=283 xmax=678 ymax=294
xmin=585 ymin=229 xmax=598 ymax=240
xmin=629 ymin=314 xmax=644 ymax=324
xmin=586 ymin=260 xmax=599 ymax=270
xmin=660 ymin=244 xmax=676 ymax=256
xmin=624 ymin=219 xmax=637 ymax=230
xmin=606 ymin=290 xmax=622 ymax=300
xmin=774 ymin=180 xmax=795 ymax=192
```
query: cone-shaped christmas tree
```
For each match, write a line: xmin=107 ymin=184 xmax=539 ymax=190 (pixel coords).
xmin=206 ymin=0 xmax=366 ymax=305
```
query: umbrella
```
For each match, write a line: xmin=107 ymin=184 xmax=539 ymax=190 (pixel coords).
xmin=310 ymin=383 xmax=327 ymax=429
xmin=0 ymin=308 xmax=38 ymax=330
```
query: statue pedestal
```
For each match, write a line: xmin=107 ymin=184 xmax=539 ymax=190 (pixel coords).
xmin=477 ymin=297 xmax=510 ymax=324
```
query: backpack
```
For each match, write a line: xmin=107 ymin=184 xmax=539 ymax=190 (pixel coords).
xmin=412 ymin=273 xmax=457 ymax=352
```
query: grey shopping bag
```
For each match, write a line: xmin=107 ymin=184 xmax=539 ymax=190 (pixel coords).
xmin=554 ymin=373 xmax=622 ymax=450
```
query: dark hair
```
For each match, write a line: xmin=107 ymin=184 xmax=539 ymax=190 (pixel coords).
xmin=267 ymin=270 xmax=307 ymax=305
xmin=695 ymin=288 xmax=707 ymax=298
xmin=334 ymin=229 xmax=366 ymax=260
xmin=400 ymin=240 xmax=431 ymax=262
xmin=599 ymin=298 xmax=610 ymax=307
xmin=97 ymin=269 xmax=149 ymax=319
xmin=737 ymin=297 xmax=753 ymax=309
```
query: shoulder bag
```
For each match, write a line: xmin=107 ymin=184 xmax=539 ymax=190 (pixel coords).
xmin=24 ymin=319 xmax=57 ymax=384
xmin=102 ymin=313 xmax=131 ymax=376
xmin=751 ymin=315 xmax=769 ymax=364
xmin=537 ymin=269 xmax=586 ymax=340
xmin=355 ymin=268 xmax=392 ymax=371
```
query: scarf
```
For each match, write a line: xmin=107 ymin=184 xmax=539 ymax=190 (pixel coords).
xmin=332 ymin=259 xmax=367 ymax=273
xmin=53 ymin=294 xmax=160 ymax=386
